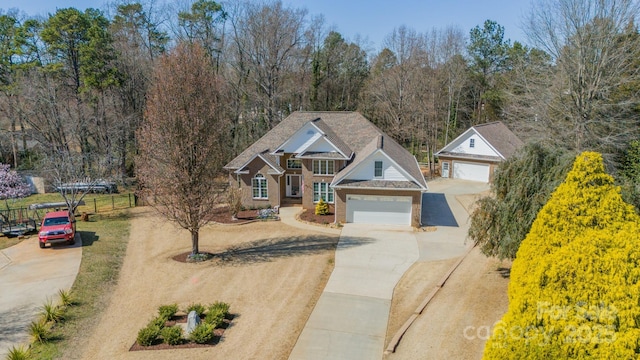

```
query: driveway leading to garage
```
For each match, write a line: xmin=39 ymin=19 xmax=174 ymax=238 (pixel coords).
xmin=290 ymin=179 xmax=490 ymax=360
xmin=0 ymin=236 xmax=82 ymax=357
xmin=417 ymin=179 xmax=490 ymax=261
xmin=290 ymin=224 xmax=417 ymax=360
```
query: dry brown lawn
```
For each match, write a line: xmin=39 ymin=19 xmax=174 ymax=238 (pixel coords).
xmin=79 ymin=209 xmax=338 ymax=360
xmin=385 ymin=248 xmax=511 ymax=360
xmin=76 ymin=192 xmax=509 ymax=360
xmin=384 ymin=190 xmax=509 ymax=359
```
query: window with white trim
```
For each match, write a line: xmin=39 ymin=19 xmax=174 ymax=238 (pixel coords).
xmin=374 ymin=161 xmax=383 ymax=177
xmin=287 ymin=158 xmax=302 ymax=169
xmin=313 ymin=160 xmax=334 ymax=175
xmin=469 ymin=138 xmax=475 ymax=148
xmin=313 ymin=182 xmax=334 ymax=203
xmin=252 ymin=174 xmax=268 ymax=199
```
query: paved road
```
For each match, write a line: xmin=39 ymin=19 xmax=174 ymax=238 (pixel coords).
xmin=0 ymin=235 xmax=82 ymax=357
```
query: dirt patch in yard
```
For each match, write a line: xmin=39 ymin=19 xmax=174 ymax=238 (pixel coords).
xmin=78 ymin=211 xmax=338 ymax=360
xmin=385 ymin=248 xmax=511 ymax=360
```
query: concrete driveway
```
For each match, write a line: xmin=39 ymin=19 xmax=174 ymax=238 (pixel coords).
xmin=0 ymin=235 xmax=82 ymax=357
xmin=290 ymin=224 xmax=417 ymax=360
xmin=417 ymin=179 xmax=490 ymax=261
xmin=289 ymin=178 xmax=489 ymax=359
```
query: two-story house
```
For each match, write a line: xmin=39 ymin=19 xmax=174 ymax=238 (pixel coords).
xmin=223 ymin=112 xmax=428 ymax=227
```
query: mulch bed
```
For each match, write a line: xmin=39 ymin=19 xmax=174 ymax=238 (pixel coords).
xmin=172 ymin=252 xmax=216 ymax=263
xmin=129 ymin=314 xmax=234 ymax=351
xmin=208 ymin=206 xmax=259 ymax=224
xmin=298 ymin=209 xmax=335 ymax=225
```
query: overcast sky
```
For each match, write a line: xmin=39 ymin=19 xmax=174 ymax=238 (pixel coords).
xmin=0 ymin=0 xmax=532 ymax=50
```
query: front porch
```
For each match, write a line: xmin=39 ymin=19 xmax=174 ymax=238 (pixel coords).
xmin=281 ymin=197 xmax=302 ymax=206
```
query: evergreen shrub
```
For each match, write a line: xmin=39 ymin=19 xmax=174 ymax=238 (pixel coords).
xmin=484 ymin=152 xmax=640 ymax=359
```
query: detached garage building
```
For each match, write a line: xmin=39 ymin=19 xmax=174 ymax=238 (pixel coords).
xmin=435 ymin=122 xmax=523 ymax=183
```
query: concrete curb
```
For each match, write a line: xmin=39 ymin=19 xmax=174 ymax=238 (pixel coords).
xmin=384 ymin=244 xmax=476 ymax=354
xmin=0 ymin=249 xmax=11 ymax=270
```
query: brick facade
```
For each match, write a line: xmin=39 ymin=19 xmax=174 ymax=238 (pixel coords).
xmin=231 ymin=157 xmax=280 ymax=209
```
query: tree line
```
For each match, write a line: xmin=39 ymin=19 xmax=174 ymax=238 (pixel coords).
xmin=0 ymin=0 xmax=638 ymax=181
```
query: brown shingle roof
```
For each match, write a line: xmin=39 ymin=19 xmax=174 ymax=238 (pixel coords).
xmin=473 ymin=121 xmax=523 ymax=158
xmin=225 ymin=111 xmax=427 ymax=190
xmin=309 ymin=118 xmax=353 ymax=159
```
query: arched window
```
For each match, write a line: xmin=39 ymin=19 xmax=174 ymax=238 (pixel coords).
xmin=252 ymin=174 xmax=268 ymax=199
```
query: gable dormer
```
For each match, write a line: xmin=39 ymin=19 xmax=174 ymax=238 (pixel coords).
xmin=273 ymin=121 xmax=322 ymax=154
xmin=273 ymin=118 xmax=352 ymax=160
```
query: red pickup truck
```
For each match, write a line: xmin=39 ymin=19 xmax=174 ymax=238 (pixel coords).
xmin=38 ymin=211 xmax=76 ymax=248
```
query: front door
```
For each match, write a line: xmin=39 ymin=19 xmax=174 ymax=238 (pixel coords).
xmin=286 ymin=175 xmax=302 ymax=197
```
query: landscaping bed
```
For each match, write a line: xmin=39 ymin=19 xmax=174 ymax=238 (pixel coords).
xmin=298 ymin=209 xmax=335 ymax=226
xmin=130 ymin=326 xmax=228 ymax=351
xmin=130 ymin=302 xmax=234 ymax=351
xmin=208 ymin=206 xmax=279 ymax=224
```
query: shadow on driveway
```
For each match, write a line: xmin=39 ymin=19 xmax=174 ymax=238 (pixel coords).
xmin=422 ymin=193 xmax=458 ymax=227
xmin=215 ymin=235 xmax=373 ymax=266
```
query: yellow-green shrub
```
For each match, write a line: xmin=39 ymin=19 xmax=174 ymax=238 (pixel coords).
xmin=315 ymin=198 xmax=329 ymax=215
xmin=484 ymin=152 xmax=640 ymax=359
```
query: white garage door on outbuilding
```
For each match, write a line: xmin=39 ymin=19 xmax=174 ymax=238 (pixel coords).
xmin=452 ymin=162 xmax=490 ymax=183
xmin=346 ymin=194 xmax=412 ymax=225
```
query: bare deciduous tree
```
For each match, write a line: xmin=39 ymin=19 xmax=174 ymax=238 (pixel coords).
xmin=43 ymin=151 xmax=110 ymax=213
xmin=228 ymin=1 xmax=308 ymax=129
xmin=524 ymin=0 xmax=640 ymax=154
xmin=136 ymin=42 xmax=230 ymax=256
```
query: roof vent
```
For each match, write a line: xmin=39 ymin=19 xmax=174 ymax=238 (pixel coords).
xmin=377 ymin=135 xmax=383 ymax=149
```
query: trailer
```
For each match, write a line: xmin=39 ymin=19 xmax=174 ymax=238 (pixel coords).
xmin=0 ymin=200 xmax=85 ymax=237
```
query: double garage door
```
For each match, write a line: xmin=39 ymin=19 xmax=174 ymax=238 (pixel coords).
xmin=346 ymin=195 xmax=412 ymax=225
xmin=453 ymin=161 xmax=490 ymax=183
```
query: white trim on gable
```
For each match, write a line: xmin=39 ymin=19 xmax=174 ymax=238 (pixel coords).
xmin=272 ymin=120 xmax=350 ymax=159
xmin=331 ymin=149 xmax=426 ymax=190
xmin=235 ymin=153 xmax=284 ymax=175
xmin=436 ymin=127 xmax=504 ymax=159
xmin=298 ymin=136 xmax=349 ymax=159
xmin=272 ymin=121 xmax=320 ymax=154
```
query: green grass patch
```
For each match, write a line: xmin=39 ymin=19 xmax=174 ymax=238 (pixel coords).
xmin=0 ymin=192 xmax=134 ymax=251
xmin=28 ymin=210 xmax=131 ymax=359
xmin=5 ymin=192 xmax=135 ymax=214
xmin=0 ymin=236 xmax=23 ymax=250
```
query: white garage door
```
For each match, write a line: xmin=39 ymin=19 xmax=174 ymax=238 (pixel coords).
xmin=346 ymin=195 xmax=412 ymax=225
xmin=453 ymin=162 xmax=490 ymax=182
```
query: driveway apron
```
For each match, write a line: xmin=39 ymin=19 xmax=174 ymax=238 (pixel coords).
xmin=289 ymin=224 xmax=417 ymax=360
xmin=0 ymin=235 xmax=82 ymax=357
